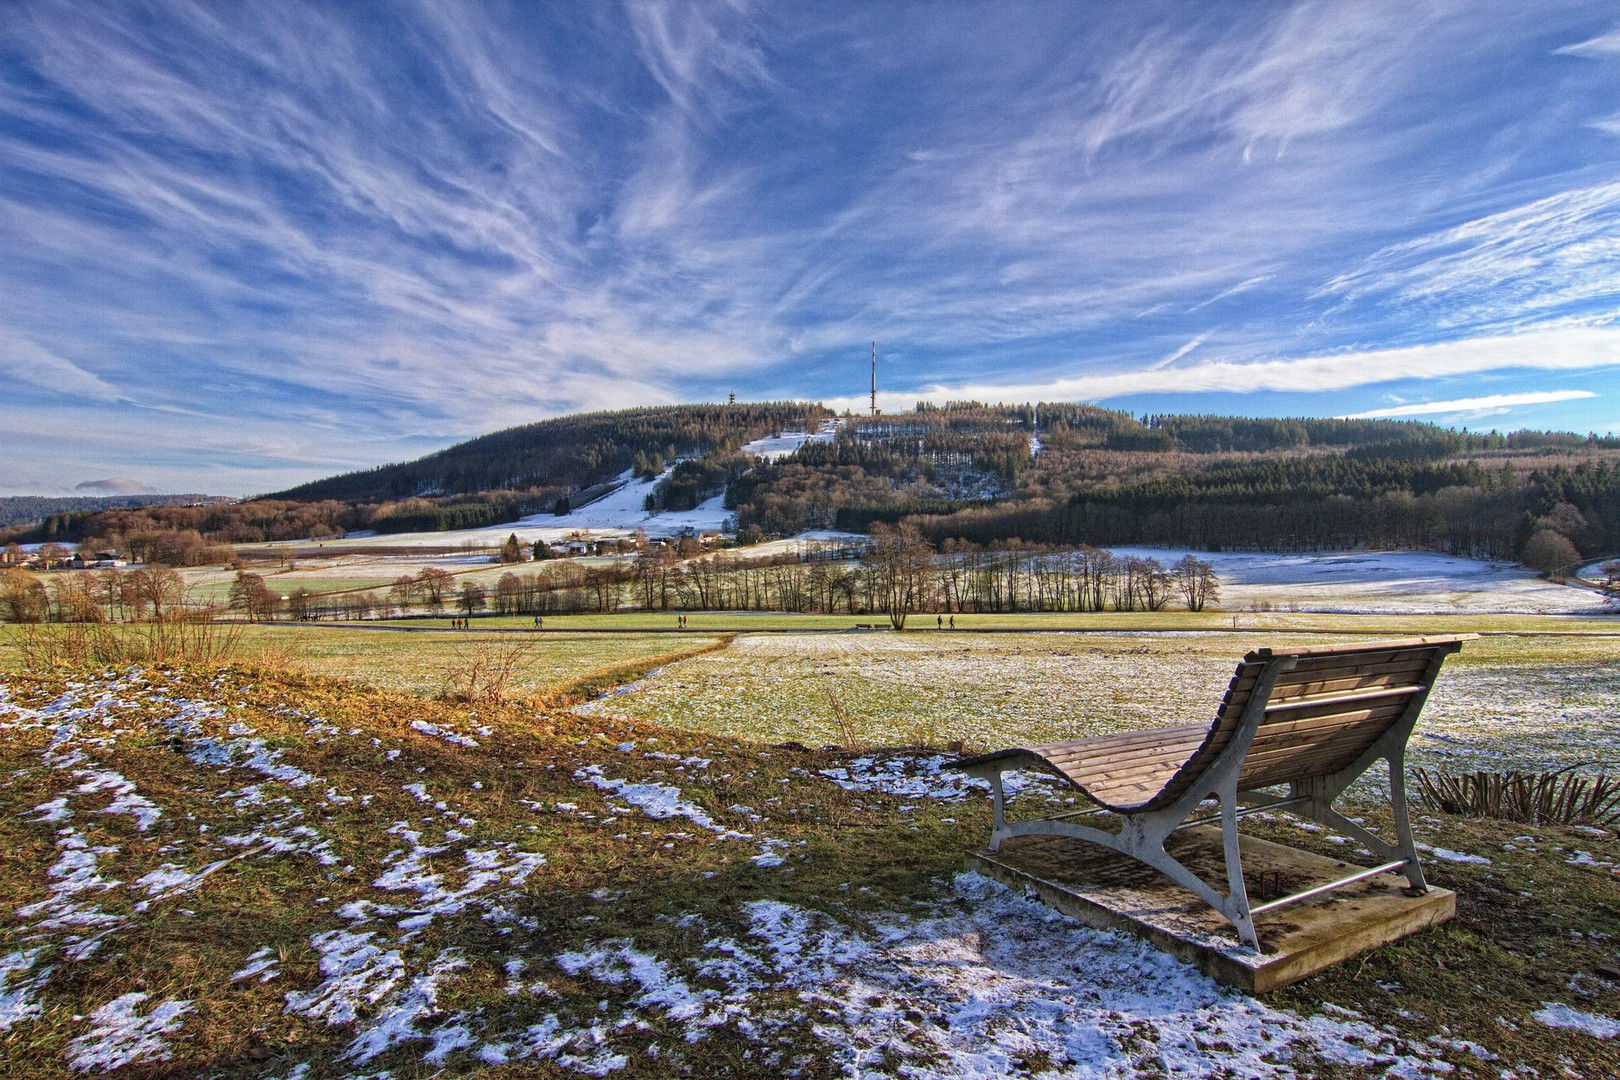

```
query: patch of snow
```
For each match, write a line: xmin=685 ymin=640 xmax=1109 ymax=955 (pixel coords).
xmin=574 ymin=766 xmax=749 ymax=840
xmin=1533 ymin=1002 xmax=1620 ymax=1039
xmin=1415 ymin=843 xmax=1492 ymax=865
xmin=0 ymin=948 xmax=49 ymax=1032
xmin=66 ymin=992 xmax=192 ymax=1072
xmin=557 ymin=942 xmax=719 ymax=1024
xmin=820 ymin=755 xmax=1057 ymax=802
xmin=74 ymin=767 xmax=162 ymax=830
xmin=231 ymin=946 xmax=281 ymax=984
xmin=284 ymin=930 xmax=407 ymax=1026
xmin=740 ymin=423 xmax=839 ymax=462
xmin=347 ymin=949 xmax=469 ymax=1063
xmin=29 ymin=797 xmax=72 ymax=822
xmin=409 ymin=719 xmax=479 ymax=748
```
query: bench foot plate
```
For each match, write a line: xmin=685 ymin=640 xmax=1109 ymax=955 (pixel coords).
xmin=966 ymin=827 xmax=1454 ymax=994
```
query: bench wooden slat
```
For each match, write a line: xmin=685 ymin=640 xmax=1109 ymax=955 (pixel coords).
xmin=1244 ymin=634 xmax=1466 ymax=661
xmin=958 ymin=636 xmax=1468 ymax=816
xmin=1262 ymin=683 xmax=1425 ymax=714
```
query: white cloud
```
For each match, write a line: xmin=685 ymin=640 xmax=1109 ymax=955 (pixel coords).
xmin=1317 ymin=182 xmax=1620 ymax=331
xmin=1341 ymin=391 xmax=1597 ymax=419
xmin=821 ymin=325 xmax=1620 ymax=412
xmin=0 ymin=337 xmax=121 ymax=401
xmin=1556 ymin=27 xmax=1620 ymax=58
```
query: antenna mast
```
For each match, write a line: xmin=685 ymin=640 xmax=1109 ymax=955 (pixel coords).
xmin=870 ymin=341 xmax=877 ymax=417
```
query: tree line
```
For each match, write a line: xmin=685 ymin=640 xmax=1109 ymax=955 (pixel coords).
xmin=199 ymin=535 xmax=1222 ymax=626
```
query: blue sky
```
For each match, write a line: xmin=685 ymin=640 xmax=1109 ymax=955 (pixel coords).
xmin=3 ymin=1 xmax=1620 ymax=496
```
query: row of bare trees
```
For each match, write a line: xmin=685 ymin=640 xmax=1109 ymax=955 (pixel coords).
xmin=358 ymin=531 xmax=1221 ymax=625
xmin=1 ymin=565 xmax=186 ymax=623
xmin=5 ymin=536 xmax=1223 ymax=628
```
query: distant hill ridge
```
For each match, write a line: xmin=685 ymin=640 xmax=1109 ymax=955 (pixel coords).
xmin=7 ymin=402 xmax=1618 ymax=568
xmin=0 ymin=494 xmax=232 ymax=531
xmin=268 ymin=402 xmax=830 ymax=504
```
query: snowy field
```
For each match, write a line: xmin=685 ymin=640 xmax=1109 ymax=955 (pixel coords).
xmin=1107 ymin=547 xmax=1611 ymax=615
xmin=5 ymin=668 xmax=1610 ymax=1077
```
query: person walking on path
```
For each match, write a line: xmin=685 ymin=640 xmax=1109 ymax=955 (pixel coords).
xmin=948 ymin=615 xmax=955 ymax=629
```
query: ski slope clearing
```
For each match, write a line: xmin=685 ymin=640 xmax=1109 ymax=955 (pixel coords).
xmin=306 ymin=467 xmax=734 ymax=553
xmin=2 ymin=664 xmax=1614 ymax=1076
xmin=738 ymin=420 xmax=840 ymax=461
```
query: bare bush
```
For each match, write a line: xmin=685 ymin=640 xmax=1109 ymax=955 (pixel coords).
xmin=1413 ymin=764 xmax=1620 ymax=829
xmin=439 ymin=640 xmax=533 ymax=704
xmin=823 ymin=683 xmax=862 ymax=751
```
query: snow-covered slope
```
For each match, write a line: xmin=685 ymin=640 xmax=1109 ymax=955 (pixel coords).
xmin=1110 ymin=547 xmax=1609 ymax=615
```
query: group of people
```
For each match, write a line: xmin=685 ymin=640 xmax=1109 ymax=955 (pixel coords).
xmin=935 ymin=614 xmax=957 ymax=629
xmin=676 ymin=614 xmax=690 ymax=628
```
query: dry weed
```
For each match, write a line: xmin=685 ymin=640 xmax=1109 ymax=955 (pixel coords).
xmin=14 ymin=618 xmax=244 ymax=670
xmin=439 ymin=638 xmax=534 ymax=704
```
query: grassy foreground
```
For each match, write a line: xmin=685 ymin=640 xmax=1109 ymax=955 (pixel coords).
xmin=0 ymin=652 xmax=1615 ymax=1077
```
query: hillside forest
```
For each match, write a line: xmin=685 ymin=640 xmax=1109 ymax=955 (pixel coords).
xmin=6 ymin=402 xmax=1620 ymax=580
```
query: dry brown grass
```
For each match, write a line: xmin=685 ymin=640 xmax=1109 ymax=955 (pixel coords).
xmin=12 ymin=618 xmax=245 ymax=670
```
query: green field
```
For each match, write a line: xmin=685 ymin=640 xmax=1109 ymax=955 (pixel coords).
xmin=368 ymin=608 xmax=1620 ymax=633
xmin=0 ymin=623 xmax=721 ymax=701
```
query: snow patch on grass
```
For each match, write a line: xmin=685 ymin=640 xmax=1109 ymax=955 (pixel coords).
xmin=1414 ymin=843 xmax=1492 ymax=865
xmin=66 ymin=992 xmax=192 ymax=1072
xmin=1533 ymin=1002 xmax=1620 ymax=1039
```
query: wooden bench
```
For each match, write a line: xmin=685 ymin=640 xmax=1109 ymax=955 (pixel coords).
xmin=954 ymin=635 xmax=1473 ymax=950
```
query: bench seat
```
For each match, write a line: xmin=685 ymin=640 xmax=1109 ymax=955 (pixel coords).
xmin=955 ymin=635 xmax=1472 ymax=951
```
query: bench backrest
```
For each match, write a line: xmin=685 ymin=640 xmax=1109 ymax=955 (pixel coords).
xmin=1156 ymin=636 xmax=1468 ymax=806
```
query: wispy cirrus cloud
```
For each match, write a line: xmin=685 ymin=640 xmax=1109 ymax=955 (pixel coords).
xmin=1341 ymin=391 xmax=1597 ymax=420
xmin=1317 ymin=183 xmax=1620 ymax=331
xmin=821 ymin=325 xmax=1620 ymax=415
xmin=1 ymin=1 xmax=1618 ymax=492
xmin=0 ymin=335 xmax=121 ymax=402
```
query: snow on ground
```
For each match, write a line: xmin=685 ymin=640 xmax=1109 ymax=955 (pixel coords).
xmin=1532 ymin=1002 xmax=1620 ymax=1039
xmin=523 ymin=467 xmax=731 ymax=537
xmin=1110 ymin=547 xmax=1609 ymax=615
xmin=532 ymin=874 xmax=1458 ymax=1078
xmin=0 ymin=669 xmax=1497 ymax=1077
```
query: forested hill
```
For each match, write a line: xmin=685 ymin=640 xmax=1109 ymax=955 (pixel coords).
xmin=270 ymin=402 xmax=830 ymax=503
xmin=724 ymin=403 xmax=1620 ymax=567
xmin=0 ymin=494 xmax=230 ymax=531
xmin=9 ymin=401 xmax=1619 ymax=571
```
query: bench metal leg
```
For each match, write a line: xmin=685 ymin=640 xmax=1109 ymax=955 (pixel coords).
xmin=1219 ymin=791 xmax=1258 ymax=948
xmin=984 ymin=779 xmax=1265 ymax=950
xmin=1290 ymin=744 xmax=1428 ymax=894
xmin=986 ymin=771 xmax=1008 ymax=852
